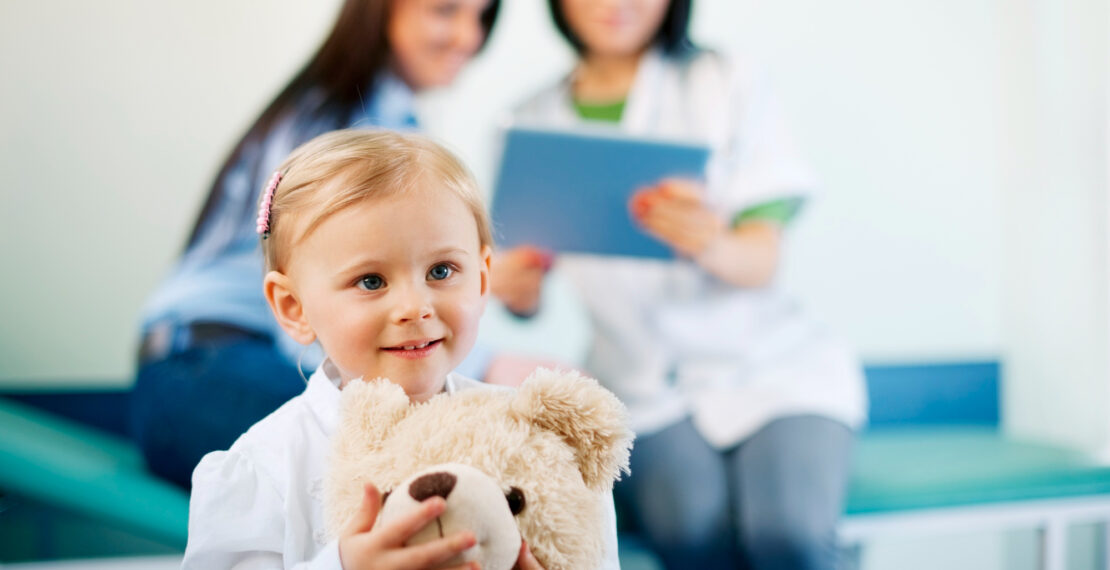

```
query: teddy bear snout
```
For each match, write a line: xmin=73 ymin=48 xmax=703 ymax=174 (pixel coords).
xmin=409 ymin=471 xmax=457 ymax=501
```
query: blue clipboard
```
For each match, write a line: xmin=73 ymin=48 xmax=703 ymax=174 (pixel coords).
xmin=490 ymin=126 xmax=711 ymax=259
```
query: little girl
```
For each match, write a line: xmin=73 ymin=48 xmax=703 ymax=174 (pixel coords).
xmin=181 ymin=130 xmax=619 ymax=569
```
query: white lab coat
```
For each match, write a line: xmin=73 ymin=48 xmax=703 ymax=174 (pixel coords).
xmin=182 ymin=360 xmax=621 ymax=569
xmin=513 ymin=47 xmax=867 ymax=448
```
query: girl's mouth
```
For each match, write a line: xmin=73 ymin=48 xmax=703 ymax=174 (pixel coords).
xmin=382 ymin=339 xmax=443 ymax=359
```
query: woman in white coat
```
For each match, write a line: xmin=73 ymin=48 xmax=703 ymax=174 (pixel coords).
xmin=496 ymin=1 xmax=868 ymax=568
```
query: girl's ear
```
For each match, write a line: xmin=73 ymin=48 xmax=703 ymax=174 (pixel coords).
xmin=263 ymin=270 xmax=316 ymax=345
xmin=478 ymin=244 xmax=492 ymax=298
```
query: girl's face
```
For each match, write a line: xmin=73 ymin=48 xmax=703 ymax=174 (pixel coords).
xmin=389 ymin=0 xmax=492 ymax=90
xmin=278 ymin=182 xmax=490 ymax=401
xmin=560 ymin=0 xmax=670 ymax=59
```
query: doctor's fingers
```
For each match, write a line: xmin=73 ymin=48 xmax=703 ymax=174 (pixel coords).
xmin=495 ymin=246 xmax=553 ymax=271
xmin=492 ymin=260 xmax=547 ymax=288
xmin=642 ymin=204 xmax=722 ymax=236
xmin=655 ymin=178 xmax=706 ymax=202
xmin=642 ymin=213 xmax=722 ymax=255
xmin=492 ymin=267 xmax=544 ymax=304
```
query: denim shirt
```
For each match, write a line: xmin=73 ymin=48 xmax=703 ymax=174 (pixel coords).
xmin=141 ymin=74 xmax=421 ymax=369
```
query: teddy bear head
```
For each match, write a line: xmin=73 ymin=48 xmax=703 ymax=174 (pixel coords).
xmin=376 ymin=462 xmax=522 ymax=569
xmin=324 ymin=369 xmax=632 ymax=570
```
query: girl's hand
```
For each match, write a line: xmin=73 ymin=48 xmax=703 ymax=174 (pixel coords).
xmin=491 ymin=246 xmax=553 ymax=317
xmin=629 ymin=179 xmax=724 ymax=257
xmin=338 ymin=483 xmax=479 ymax=570
xmin=513 ymin=540 xmax=545 ymax=570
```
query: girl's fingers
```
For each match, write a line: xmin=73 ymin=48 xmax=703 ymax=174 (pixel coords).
xmin=438 ymin=565 xmax=480 ymax=570
xmin=341 ymin=483 xmax=382 ymax=537
xmin=514 ymin=540 xmax=545 ymax=570
xmin=394 ymin=531 xmax=477 ymax=569
xmin=371 ymin=497 xmax=447 ymax=547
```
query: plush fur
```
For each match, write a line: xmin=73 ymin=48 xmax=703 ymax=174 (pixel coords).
xmin=325 ymin=369 xmax=633 ymax=570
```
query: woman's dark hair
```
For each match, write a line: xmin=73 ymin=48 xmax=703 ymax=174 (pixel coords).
xmin=186 ymin=0 xmax=501 ymax=248
xmin=546 ymin=0 xmax=693 ymax=57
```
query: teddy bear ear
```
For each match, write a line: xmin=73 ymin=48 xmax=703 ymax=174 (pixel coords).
xmin=334 ymin=378 xmax=412 ymax=454
xmin=511 ymin=369 xmax=633 ymax=491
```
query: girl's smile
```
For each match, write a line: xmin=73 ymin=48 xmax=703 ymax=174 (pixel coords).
xmin=381 ymin=338 xmax=444 ymax=359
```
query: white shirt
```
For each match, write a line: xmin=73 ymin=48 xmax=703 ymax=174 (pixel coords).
xmin=182 ymin=360 xmax=621 ymax=569
xmin=513 ymin=48 xmax=868 ymax=448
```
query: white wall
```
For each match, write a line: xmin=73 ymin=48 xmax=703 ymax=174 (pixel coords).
xmin=999 ymin=0 xmax=1110 ymax=455
xmin=0 ymin=0 xmax=342 ymax=385
xmin=0 ymin=0 xmax=1014 ymax=386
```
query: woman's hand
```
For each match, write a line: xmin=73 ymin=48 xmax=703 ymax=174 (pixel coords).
xmin=513 ymin=540 xmax=545 ymax=570
xmin=484 ymin=354 xmax=581 ymax=387
xmin=338 ymin=483 xmax=479 ymax=570
xmin=490 ymin=246 xmax=553 ymax=317
xmin=629 ymin=179 xmax=724 ymax=257
xmin=630 ymin=178 xmax=783 ymax=287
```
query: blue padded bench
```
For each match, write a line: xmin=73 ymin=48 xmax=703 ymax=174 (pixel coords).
xmin=3 ymin=362 xmax=1110 ymax=569
xmin=0 ymin=396 xmax=188 ymax=559
xmin=839 ymin=362 xmax=1110 ymax=570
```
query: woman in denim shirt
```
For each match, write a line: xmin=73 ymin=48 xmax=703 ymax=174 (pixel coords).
xmin=132 ymin=0 xmax=501 ymax=489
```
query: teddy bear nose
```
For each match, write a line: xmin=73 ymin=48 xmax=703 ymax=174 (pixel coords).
xmin=409 ymin=471 xmax=457 ymax=501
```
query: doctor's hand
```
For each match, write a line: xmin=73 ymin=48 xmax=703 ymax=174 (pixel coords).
xmin=491 ymin=245 xmax=553 ymax=317
xmin=338 ymin=482 xmax=479 ymax=570
xmin=629 ymin=179 xmax=724 ymax=258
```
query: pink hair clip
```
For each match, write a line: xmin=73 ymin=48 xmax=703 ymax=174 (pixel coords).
xmin=256 ymin=171 xmax=282 ymax=238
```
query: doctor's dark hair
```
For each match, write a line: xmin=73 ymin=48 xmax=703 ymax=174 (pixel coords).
xmin=185 ymin=0 xmax=501 ymax=250
xmin=546 ymin=0 xmax=694 ymax=56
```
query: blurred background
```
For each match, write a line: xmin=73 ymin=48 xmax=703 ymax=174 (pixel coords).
xmin=0 ymin=0 xmax=1108 ymax=568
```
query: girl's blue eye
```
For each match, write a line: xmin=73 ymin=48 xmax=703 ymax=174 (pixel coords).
xmin=428 ymin=264 xmax=453 ymax=281
xmin=357 ymin=275 xmax=384 ymax=291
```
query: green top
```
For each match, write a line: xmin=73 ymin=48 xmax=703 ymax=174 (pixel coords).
xmin=573 ymin=98 xmax=627 ymax=123
xmin=573 ymin=97 xmax=803 ymax=226
xmin=731 ymin=196 xmax=805 ymax=228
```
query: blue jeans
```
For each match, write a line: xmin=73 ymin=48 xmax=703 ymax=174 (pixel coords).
xmin=615 ymin=416 xmax=854 ymax=570
xmin=130 ymin=333 xmax=306 ymax=489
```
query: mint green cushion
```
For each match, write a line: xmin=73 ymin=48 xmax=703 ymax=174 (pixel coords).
xmin=0 ymin=397 xmax=188 ymax=547
xmin=6 ymin=399 xmax=1109 ymax=549
xmin=847 ymin=426 xmax=1110 ymax=515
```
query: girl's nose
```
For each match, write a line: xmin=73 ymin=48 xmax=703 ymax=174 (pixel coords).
xmin=392 ymin=284 xmax=434 ymax=322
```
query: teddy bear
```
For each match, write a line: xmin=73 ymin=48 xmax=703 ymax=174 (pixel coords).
xmin=324 ymin=368 xmax=633 ymax=570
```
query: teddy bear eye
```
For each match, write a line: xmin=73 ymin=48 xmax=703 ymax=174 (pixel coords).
xmin=506 ymin=486 xmax=526 ymax=516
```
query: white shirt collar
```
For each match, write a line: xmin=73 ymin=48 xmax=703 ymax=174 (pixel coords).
xmin=304 ymin=359 xmax=469 ymax=436
xmin=304 ymin=359 xmax=343 ymax=436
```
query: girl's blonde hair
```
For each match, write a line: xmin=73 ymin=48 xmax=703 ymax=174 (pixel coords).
xmin=259 ymin=129 xmax=492 ymax=271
